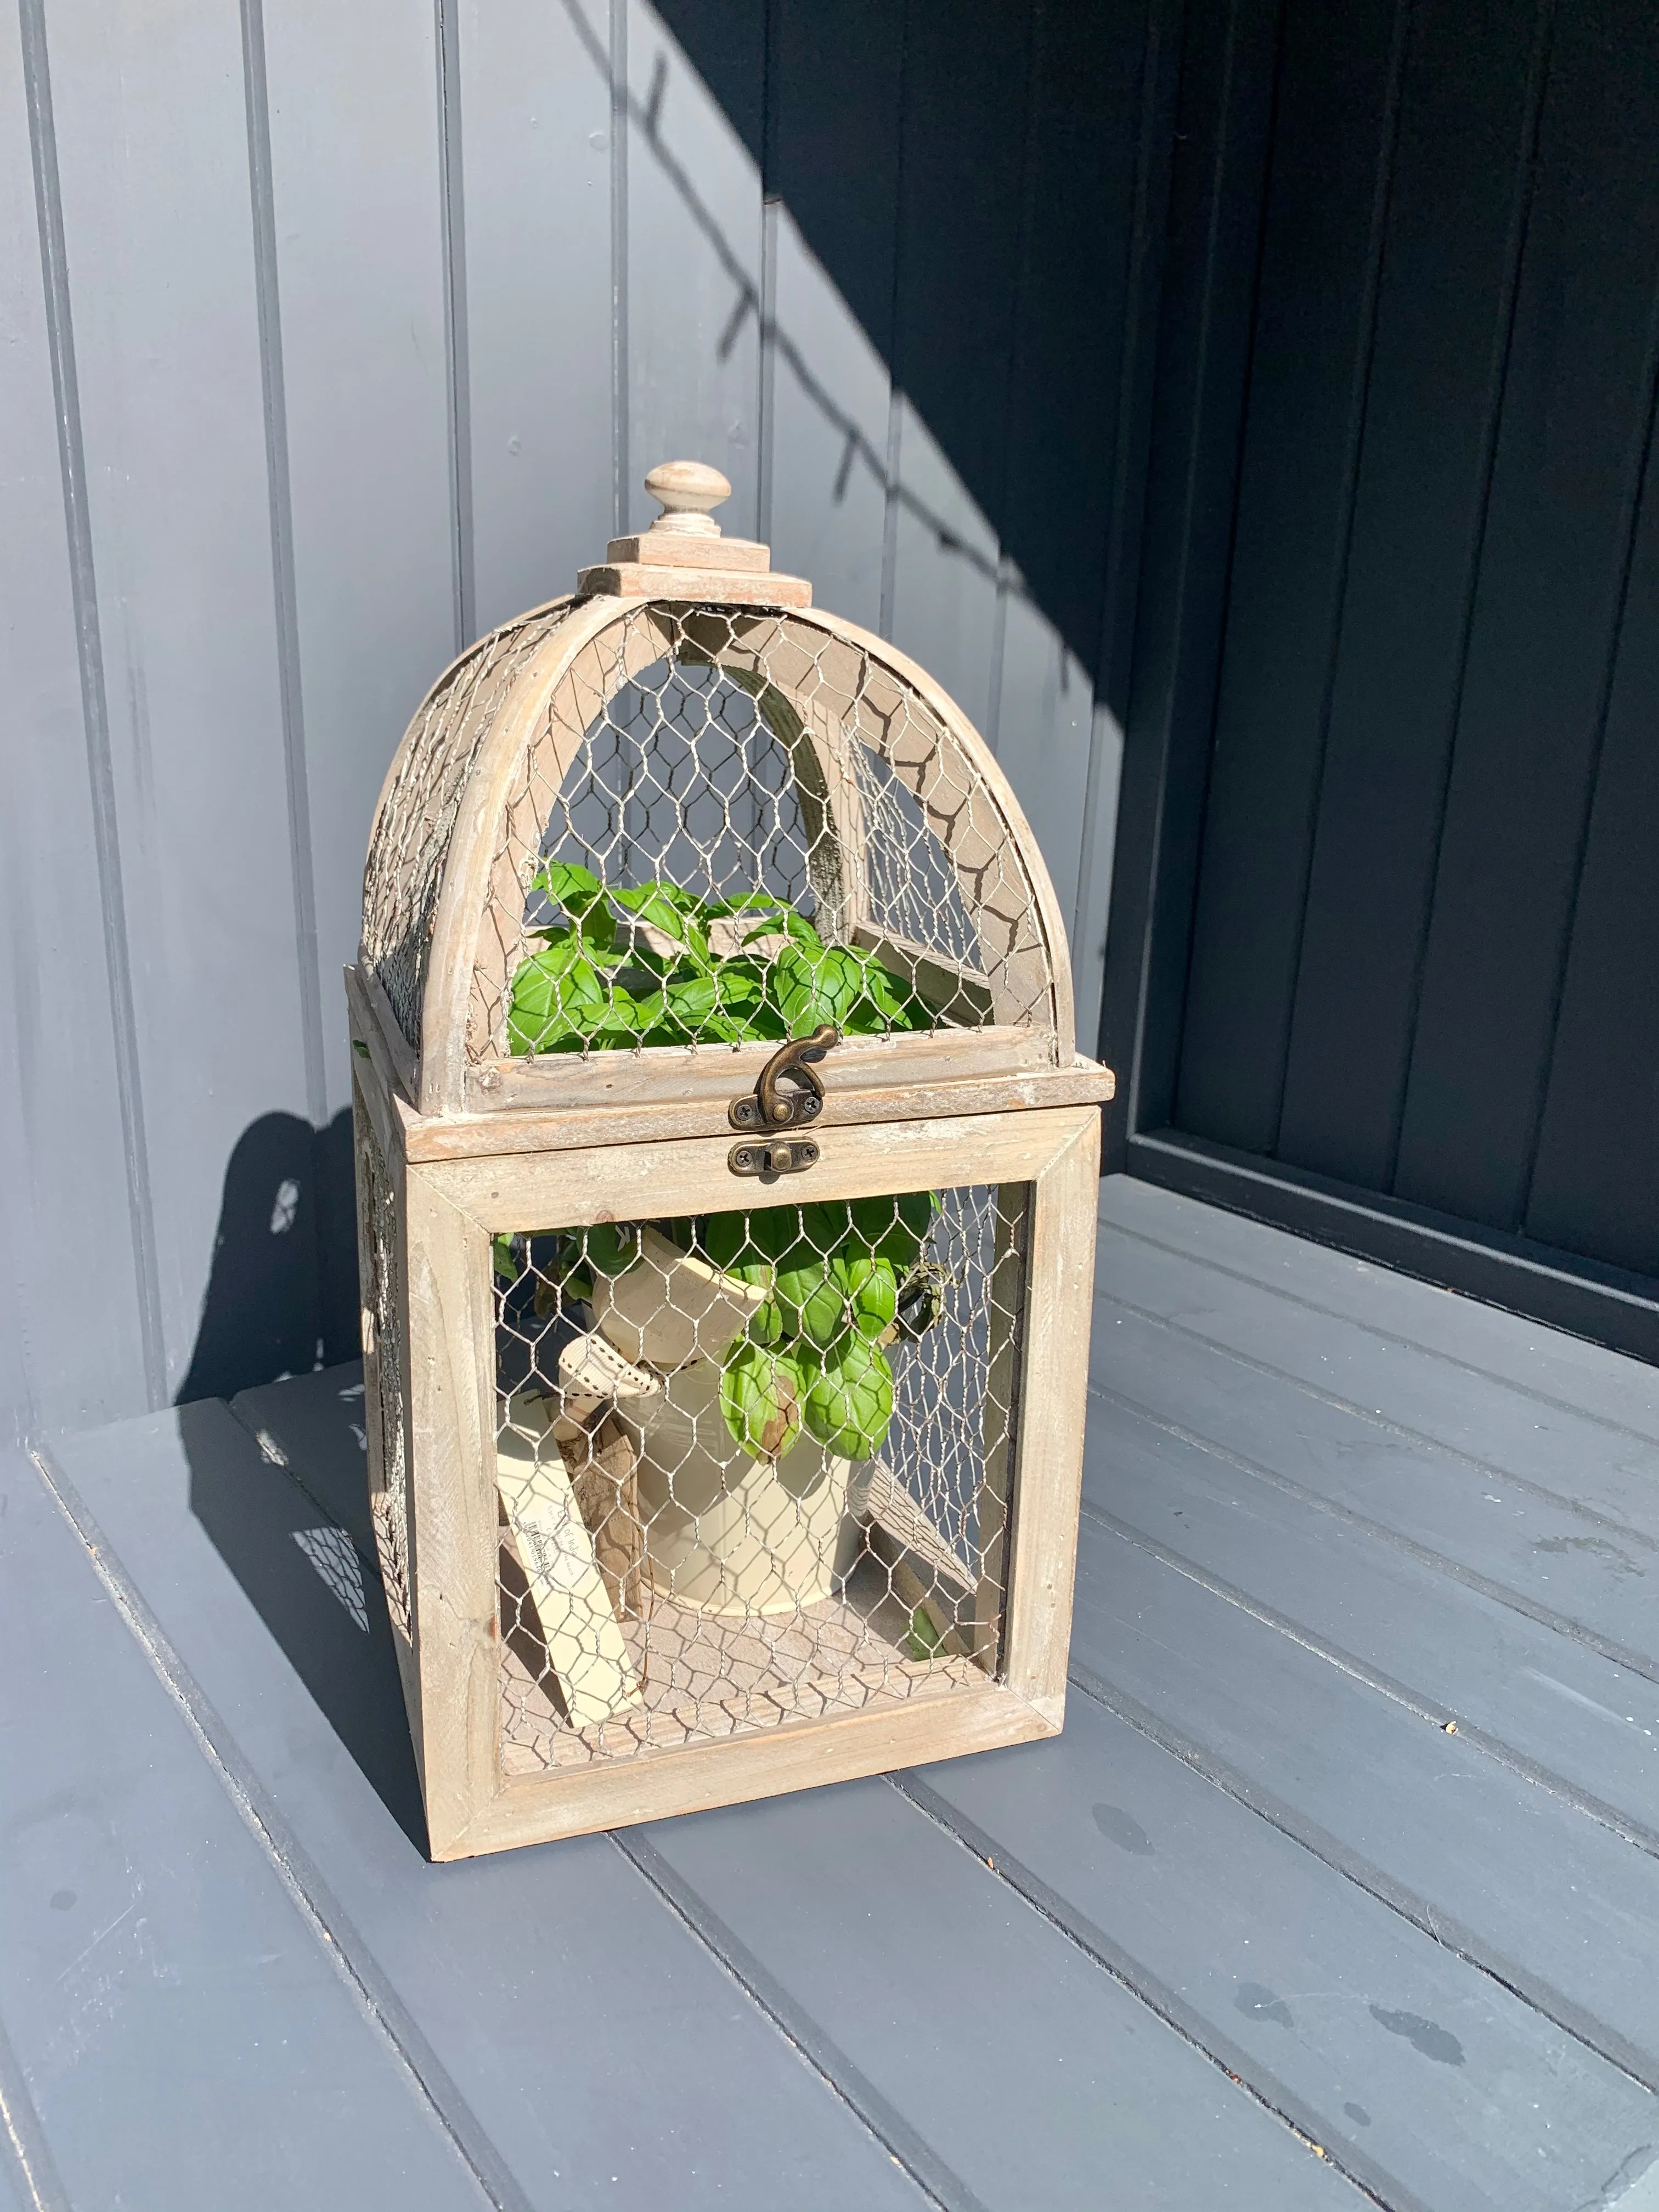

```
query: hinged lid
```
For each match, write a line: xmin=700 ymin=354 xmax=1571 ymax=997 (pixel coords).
xmin=358 ymin=463 xmax=1114 ymax=1136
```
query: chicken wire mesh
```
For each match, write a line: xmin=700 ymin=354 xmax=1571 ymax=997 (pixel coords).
xmin=362 ymin=601 xmax=577 ymax=1053
xmin=491 ymin=1178 xmax=1028 ymax=1772
xmin=360 ymin=596 xmax=1059 ymax=1079
xmin=353 ymin=1086 xmax=413 ymax=1643
xmin=472 ymin=606 xmax=1054 ymax=1068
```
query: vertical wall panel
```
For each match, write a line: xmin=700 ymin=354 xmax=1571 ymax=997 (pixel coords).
xmin=461 ymin=0 xmax=613 ymax=631
xmin=1175 ymin=0 xmax=1406 ymax=1153
xmin=994 ymin=0 xmax=1158 ymax=1019
xmin=1522 ymin=410 xmax=1659 ymax=1274
xmin=623 ymin=0 xmax=763 ymax=537
xmin=46 ymin=0 xmax=311 ymax=1400
xmin=765 ymin=210 xmax=892 ymax=631
xmin=0 ymin=1124 xmax=32 ymax=1444
xmin=1275 ymin=0 xmax=1545 ymax=1188
xmin=763 ymin=0 xmax=902 ymax=631
xmin=261 ymin=0 xmax=456 ymax=1121
xmin=1393 ymin=0 xmax=1659 ymax=1228
xmin=992 ymin=606 xmax=1096 ymax=927
xmin=999 ymin=2 xmax=1149 ymax=673
xmin=1100 ymin=0 xmax=1282 ymax=1156
xmin=884 ymin=3 xmax=1032 ymax=736
xmin=887 ymin=399 xmax=1003 ymax=732
xmin=1 ymin=12 xmax=149 ymax=1427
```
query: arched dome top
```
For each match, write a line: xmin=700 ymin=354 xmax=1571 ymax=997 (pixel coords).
xmin=360 ymin=472 xmax=1075 ymax=1122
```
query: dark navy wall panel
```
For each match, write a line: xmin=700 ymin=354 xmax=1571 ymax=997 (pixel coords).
xmin=1175 ymin=0 xmax=1407 ymax=1155
xmin=1275 ymin=0 xmax=1548 ymax=1192
xmin=1391 ymin=0 xmax=1659 ymax=1232
xmin=1525 ymin=421 xmax=1659 ymax=1278
xmin=760 ymin=0 xmax=902 ymax=631
xmin=1136 ymin=0 xmax=1659 ymax=1312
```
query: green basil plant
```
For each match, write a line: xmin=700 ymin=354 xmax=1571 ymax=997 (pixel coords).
xmin=502 ymin=865 xmax=947 ymax=1462
xmin=501 ymin=1186 xmax=944 ymax=1468
xmin=697 ymin=1191 xmax=942 ymax=1465
xmin=506 ymin=861 xmax=931 ymax=1053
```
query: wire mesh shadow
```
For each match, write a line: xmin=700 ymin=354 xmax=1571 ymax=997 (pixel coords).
xmin=179 ymin=1390 xmax=430 ymax=1854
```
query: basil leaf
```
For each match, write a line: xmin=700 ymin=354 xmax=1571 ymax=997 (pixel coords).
xmin=801 ymin=1335 xmax=894 ymax=1459
xmin=507 ymin=938 xmax=612 ymax=1053
xmin=719 ymin=1341 xmax=807 ymax=1462
xmin=836 ymin=1255 xmax=898 ymax=1339
xmin=775 ymin=1263 xmax=845 ymax=1351
xmin=584 ymin=1221 xmax=640 ymax=1278
xmin=530 ymin=860 xmax=605 ymax=915
xmin=612 ymin=882 xmax=714 ymax=970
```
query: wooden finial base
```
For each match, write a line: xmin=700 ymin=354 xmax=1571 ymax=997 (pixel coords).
xmin=578 ymin=458 xmax=812 ymax=606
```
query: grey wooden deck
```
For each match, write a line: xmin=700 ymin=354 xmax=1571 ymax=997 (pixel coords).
xmin=6 ymin=1176 xmax=1659 ymax=2210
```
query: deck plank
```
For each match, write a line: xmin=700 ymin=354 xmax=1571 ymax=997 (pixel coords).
xmin=43 ymin=1404 xmax=930 ymax=2212
xmin=1099 ymin=1175 xmax=1659 ymax=1442
xmin=1096 ymin=1215 xmax=1659 ymax=1538
xmin=1082 ymin=1390 xmax=1659 ymax=1843
xmin=907 ymin=1690 xmax=1657 ymax=2212
xmin=0 ymin=1448 xmax=489 ymax=2212
xmin=635 ymin=1781 xmax=1361 ymax=2211
xmin=0 ymin=2112 xmax=37 ymax=2212
xmin=1091 ymin=1300 xmax=1659 ymax=1673
xmin=1068 ymin=1515 xmax=1659 ymax=2091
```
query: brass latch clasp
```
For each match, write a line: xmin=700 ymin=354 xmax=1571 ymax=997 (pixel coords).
xmin=727 ymin=1136 xmax=821 ymax=1178
xmin=727 ymin=1025 xmax=837 ymax=1177
xmin=729 ymin=1024 xmax=838 ymax=1133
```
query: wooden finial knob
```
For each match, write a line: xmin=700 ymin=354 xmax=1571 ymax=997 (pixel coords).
xmin=644 ymin=459 xmax=730 ymax=538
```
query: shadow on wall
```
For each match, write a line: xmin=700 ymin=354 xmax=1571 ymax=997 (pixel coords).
xmin=635 ymin=0 xmax=1157 ymax=696
xmin=175 ymin=1109 xmax=360 ymax=1406
xmin=557 ymin=0 xmax=1165 ymax=1040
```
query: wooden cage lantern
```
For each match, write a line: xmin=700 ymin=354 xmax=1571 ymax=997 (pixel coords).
xmin=347 ymin=461 xmax=1114 ymax=1859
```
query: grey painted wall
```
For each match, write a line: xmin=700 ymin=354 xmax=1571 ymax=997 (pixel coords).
xmin=3 ymin=0 xmax=1165 ymax=1437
